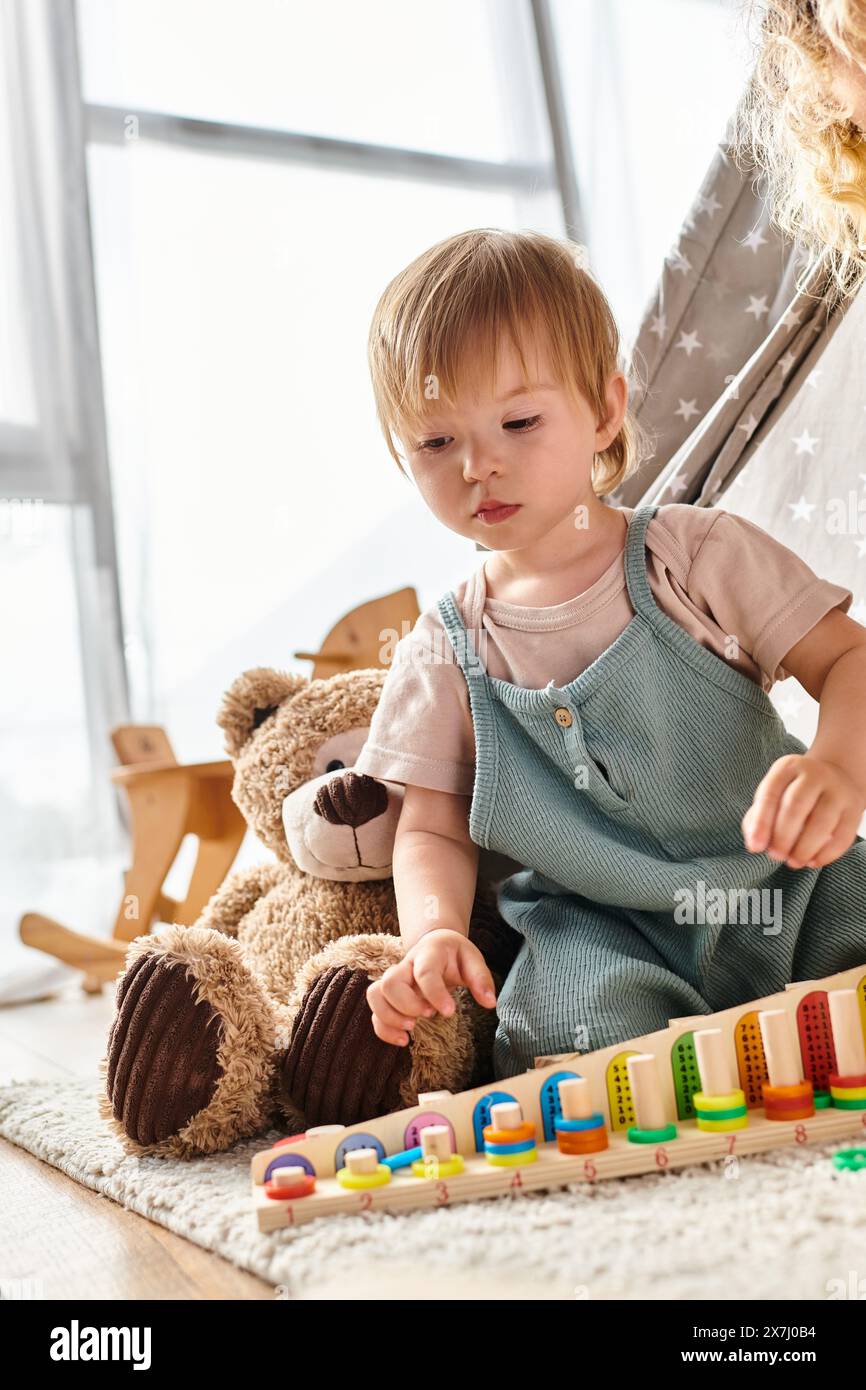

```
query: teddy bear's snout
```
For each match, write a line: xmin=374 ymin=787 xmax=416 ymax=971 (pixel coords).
xmin=313 ymin=770 xmax=389 ymax=829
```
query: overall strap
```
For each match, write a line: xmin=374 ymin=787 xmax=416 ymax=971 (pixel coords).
xmin=436 ymin=565 xmax=489 ymax=681
xmin=622 ymin=503 xmax=660 ymax=619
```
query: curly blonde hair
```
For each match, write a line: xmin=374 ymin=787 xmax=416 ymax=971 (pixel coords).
xmin=735 ymin=0 xmax=866 ymax=300
xmin=367 ymin=228 xmax=649 ymax=497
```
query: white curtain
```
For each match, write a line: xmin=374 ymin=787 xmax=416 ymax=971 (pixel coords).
xmin=0 ymin=0 xmax=127 ymax=985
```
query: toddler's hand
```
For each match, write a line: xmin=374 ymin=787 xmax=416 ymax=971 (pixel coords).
xmin=742 ymin=752 xmax=866 ymax=870
xmin=366 ymin=928 xmax=497 ymax=1047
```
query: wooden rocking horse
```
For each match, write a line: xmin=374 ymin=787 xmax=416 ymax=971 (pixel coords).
xmin=18 ymin=586 xmax=420 ymax=991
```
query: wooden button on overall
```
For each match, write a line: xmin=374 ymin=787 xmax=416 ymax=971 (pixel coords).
xmin=553 ymin=706 xmax=573 ymax=728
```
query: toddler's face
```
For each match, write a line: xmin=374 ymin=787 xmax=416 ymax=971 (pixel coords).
xmin=400 ymin=334 xmax=625 ymax=553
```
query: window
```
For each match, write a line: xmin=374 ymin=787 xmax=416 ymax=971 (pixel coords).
xmin=2 ymin=0 xmax=752 ymax=979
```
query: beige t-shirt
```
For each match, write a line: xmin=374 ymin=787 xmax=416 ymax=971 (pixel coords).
xmin=354 ymin=503 xmax=853 ymax=797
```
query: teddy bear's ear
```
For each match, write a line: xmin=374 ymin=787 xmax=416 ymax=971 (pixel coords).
xmin=217 ymin=667 xmax=308 ymax=758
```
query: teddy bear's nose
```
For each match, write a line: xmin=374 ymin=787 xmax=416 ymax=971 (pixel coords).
xmin=314 ymin=771 xmax=389 ymax=828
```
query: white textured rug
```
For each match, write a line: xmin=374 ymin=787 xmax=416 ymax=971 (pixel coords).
xmin=2 ymin=1077 xmax=865 ymax=1300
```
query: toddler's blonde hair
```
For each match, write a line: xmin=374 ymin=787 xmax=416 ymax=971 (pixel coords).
xmin=367 ymin=228 xmax=647 ymax=497
xmin=736 ymin=0 xmax=866 ymax=301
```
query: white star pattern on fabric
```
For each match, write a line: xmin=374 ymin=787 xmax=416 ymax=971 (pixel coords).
xmin=788 ymin=495 xmax=817 ymax=522
xmin=670 ymin=248 xmax=693 ymax=276
xmin=676 ymin=330 xmax=702 ymax=357
xmin=697 ymin=190 xmax=722 ymax=218
xmin=745 ymin=295 xmax=769 ymax=320
xmin=627 ymin=144 xmax=866 ymax=733
xmin=741 ymin=226 xmax=768 ymax=254
xmin=792 ymin=429 xmax=819 ymax=455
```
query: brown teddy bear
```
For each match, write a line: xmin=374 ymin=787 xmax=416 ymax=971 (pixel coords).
xmin=99 ymin=666 xmax=521 ymax=1159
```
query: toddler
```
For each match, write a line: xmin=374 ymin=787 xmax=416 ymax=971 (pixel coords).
xmin=357 ymin=228 xmax=866 ymax=1077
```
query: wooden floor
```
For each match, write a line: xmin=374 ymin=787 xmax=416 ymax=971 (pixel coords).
xmin=0 ymin=978 xmax=276 ymax=1299
xmin=0 ymin=975 xmax=574 ymax=1300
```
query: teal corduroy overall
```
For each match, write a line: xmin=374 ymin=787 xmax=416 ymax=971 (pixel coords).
xmin=436 ymin=503 xmax=866 ymax=1077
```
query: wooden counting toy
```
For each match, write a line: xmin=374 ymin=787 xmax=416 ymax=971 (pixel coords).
xmin=251 ymin=961 xmax=866 ymax=1230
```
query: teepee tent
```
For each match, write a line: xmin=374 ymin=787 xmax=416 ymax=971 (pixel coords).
xmin=613 ymin=133 xmax=866 ymax=767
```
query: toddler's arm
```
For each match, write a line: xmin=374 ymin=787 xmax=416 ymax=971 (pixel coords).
xmin=366 ymin=783 xmax=497 ymax=1045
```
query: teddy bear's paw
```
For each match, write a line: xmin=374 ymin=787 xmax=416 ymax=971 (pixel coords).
xmin=279 ymin=963 xmax=413 ymax=1127
xmin=278 ymin=932 xmax=487 ymax=1128
xmin=101 ymin=946 xmax=224 ymax=1151
xmin=100 ymin=926 xmax=279 ymax=1159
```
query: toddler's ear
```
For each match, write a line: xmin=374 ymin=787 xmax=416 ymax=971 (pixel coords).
xmin=217 ymin=667 xmax=308 ymax=758
xmin=599 ymin=371 xmax=628 ymax=441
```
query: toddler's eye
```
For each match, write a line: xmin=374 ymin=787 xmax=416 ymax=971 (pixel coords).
xmin=504 ymin=414 xmax=543 ymax=432
xmin=416 ymin=414 xmax=542 ymax=452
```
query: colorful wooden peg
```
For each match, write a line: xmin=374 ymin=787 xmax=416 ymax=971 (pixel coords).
xmin=759 ymin=1010 xmax=814 ymax=1119
xmin=626 ymin=1054 xmax=678 ymax=1143
xmin=410 ymin=1123 xmax=465 ymax=1179
xmin=336 ymin=1146 xmax=392 ymax=1190
xmin=827 ymin=990 xmax=866 ymax=1108
xmin=554 ymin=1076 xmax=608 ymax=1153
xmin=692 ymin=1028 xmax=748 ymax=1131
xmin=264 ymin=1165 xmax=316 ymax=1200
xmin=483 ymin=1100 xmax=538 ymax=1166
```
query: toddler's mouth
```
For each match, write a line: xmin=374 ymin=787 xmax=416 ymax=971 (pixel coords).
xmin=474 ymin=502 xmax=521 ymax=525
